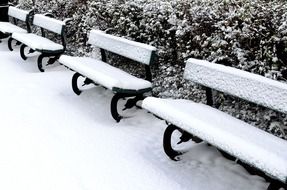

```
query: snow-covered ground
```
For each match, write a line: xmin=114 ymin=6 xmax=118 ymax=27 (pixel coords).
xmin=0 ymin=40 xmax=268 ymax=190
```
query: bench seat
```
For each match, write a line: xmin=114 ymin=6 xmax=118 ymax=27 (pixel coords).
xmin=0 ymin=22 xmax=27 ymax=34
xmin=12 ymin=33 xmax=63 ymax=52
xmin=142 ymin=97 xmax=287 ymax=183
xmin=59 ymin=55 xmax=152 ymax=93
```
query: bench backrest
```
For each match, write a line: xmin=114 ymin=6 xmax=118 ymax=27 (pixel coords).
xmin=88 ymin=30 xmax=157 ymax=65
xmin=33 ymin=14 xmax=65 ymax=35
xmin=184 ymin=58 xmax=287 ymax=114
xmin=8 ymin=6 xmax=29 ymax=22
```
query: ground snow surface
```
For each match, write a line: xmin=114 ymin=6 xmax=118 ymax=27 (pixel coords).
xmin=0 ymin=41 xmax=268 ymax=190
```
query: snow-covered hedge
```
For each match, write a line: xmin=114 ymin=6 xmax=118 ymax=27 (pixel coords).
xmin=19 ymin=0 xmax=287 ymax=92
xmin=19 ymin=0 xmax=287 ymax=73
xmin=19 ymin=0 xmax=287 ymax=138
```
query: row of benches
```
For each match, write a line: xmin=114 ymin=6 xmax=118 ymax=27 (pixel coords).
xmin=0 ymin=6 xmax=286 ymax=190
xmin=0 ymin=6 xmax=72 ymax=72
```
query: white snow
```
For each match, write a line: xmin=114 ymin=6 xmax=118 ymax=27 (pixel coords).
xmin=12 ymin=33 xmax=63 ymax=51
xmin=142 ymin=97 xmax=287 ymax=183
xmin=0 ymin=22 xmax=27 ymax=34
xmin=8 ymin=6 xmax=29 ymax=22
xmin=88 ymin=30 xmax=157 ymax=65
xmin=59 ymin=55 xmax=152 ymax=91
xmin=33 ymin=14 xmax=65 ymax=35
xmin=0 ymin=41 xmax=269 ymax=190
xmin=184 ymin=58 xmax=287 ymax=114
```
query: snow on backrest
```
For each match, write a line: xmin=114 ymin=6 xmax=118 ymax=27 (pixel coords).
xmin=33 ymin=14 xmax=65 ymax=35
xmin=184 ymin=58 xmax=287 ymax=114
xmin=88 ymin=30 xmax=157 ymax=65
xmin=8 ymin=6 xmax=29 ymax=22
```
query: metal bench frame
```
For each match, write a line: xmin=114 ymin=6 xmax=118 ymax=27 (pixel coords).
xmin=69 ymin=30 xmax=157 ymax=122
xmin=157 ymin=60 xmax=287 ymax=190
xmin=15 ymin=13 xmax=72 ymax=72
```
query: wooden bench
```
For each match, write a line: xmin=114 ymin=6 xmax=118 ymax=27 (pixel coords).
xmin=0 ymin=6 xmax=32 ymax=49
xmin=59 ymin=29 xmax=157 ymax=122
xmin=11 ymin=13 xmax=72 ymax=72
xmin=142 ymin=58 xmax=287 ymax=190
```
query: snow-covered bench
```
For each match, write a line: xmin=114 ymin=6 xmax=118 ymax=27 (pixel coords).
xmin=0 ymin=6 xmax=32 ymax=50
xmin=142 ymin=58 xmax=287 ymax=190
xmin=12 ymin=13 xmax=72 ymax=72
xmin=59 ymin=29 xmax=157 ymax=122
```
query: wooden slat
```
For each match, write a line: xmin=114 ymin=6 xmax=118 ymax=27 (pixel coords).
xmin=184 ymin=58 xmax=287 ymax=114
xmin=87 ymin=30 xmax=156 ymax=65
xmin=8 ymin=6 xmax=28 ymax=22
xmin=33 ymin=14 xmax=65 ymax=35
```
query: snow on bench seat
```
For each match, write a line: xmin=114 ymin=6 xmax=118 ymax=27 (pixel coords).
xmin=0 ymin=22 xmax=27 ymax=34
xmin=12 ymin=33 xmax=63 ymax=52
xmin=59 ymin=55 xmax=152 ymax=92
xmin=142 ymin=97 xmax=287 ymax=183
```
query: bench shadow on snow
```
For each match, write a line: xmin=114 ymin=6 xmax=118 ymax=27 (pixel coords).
xmin=58 ymin=84 xmax=146 ymax=126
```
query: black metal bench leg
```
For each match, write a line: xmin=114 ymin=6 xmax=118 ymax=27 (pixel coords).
xmin=267 ymin=180 xmax=286 ymax=190
xmin=163 ymin=124 xmax=203 ymax=161
xmin=37 ymin=54 xmax=60 ymax=72
xmin=72 ymin=72 xmax=82 ymax=95
xmin=110 ymin=93 xmax=126 ymax=122
xmin=123 ymin=94 xmax=144 ymax=110
xmin=37 ymin=54 xmax=45 ymax=72
xmin=8 ymin=37 xmax=14 ymax=51
xmin=20 ymin=44 xmax=28 ymax=60
xmin=163 ymin=124 xmax=183 ymax=161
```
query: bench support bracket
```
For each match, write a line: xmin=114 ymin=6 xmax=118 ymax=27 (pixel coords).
xmin=163 ymin=124 xmax=203 ymax=161
xmin=37 ymin=53 xmax=61 ymax=72
xmin=8 ymin=37 xmax=20 ymax=51
xmin=110 ymin=93 xmax=144 ymax=122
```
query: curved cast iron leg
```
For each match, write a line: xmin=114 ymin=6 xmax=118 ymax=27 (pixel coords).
xmin=110 ymin=93 xmax=126 ymax=122
xmin=8 ymin=37 xmax=14 ymax=51
xmin=37 ymin=54 xmax=45 ymax=72
xmin=72 ymin=72 xmax=82 ymax=95
xmin=38 ymin=54 xmax=60 ymax=72
xmin=163 ymin=124 xmax=183 ymax=161
xmin=20 ymin=44 xmax=28 ymax=60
